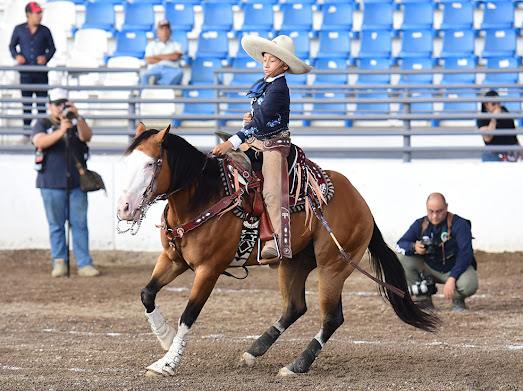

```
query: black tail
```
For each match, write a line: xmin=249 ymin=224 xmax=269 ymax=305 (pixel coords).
xmin=367 ymin=220 xmax=440 ymax=332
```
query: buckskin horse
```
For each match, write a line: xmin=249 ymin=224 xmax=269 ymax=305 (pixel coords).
xmin=116 ymin=124 xmax=439 ymax=377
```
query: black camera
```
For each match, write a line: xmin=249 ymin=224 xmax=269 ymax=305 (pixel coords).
xmin=421 ymin=236 xmax=438 ymax=256
xmin=62 ymin=104 xmax=76 ymax=120
xmin=409 ymin=273 xmax=437 ymax=296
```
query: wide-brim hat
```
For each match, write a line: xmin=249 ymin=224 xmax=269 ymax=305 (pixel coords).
xmin=241 ymin=35 xmax=313 ymax=75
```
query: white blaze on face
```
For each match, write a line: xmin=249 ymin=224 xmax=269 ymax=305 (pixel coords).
xmin=117 ymin=150 xmax=156 ymax=221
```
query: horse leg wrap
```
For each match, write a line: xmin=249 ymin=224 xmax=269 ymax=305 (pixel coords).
xmin=247 ymin=326 xmax=282 ymax=357
xmin=286 ymin=338 xmax=322 ymax=374
xmin=145 ymin=306 xmax=176 ymax=351
xmin=146 ymin=336 xmax=187 ymax=376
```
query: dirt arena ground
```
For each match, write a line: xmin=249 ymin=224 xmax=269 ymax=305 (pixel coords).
xmin=0 ymin=249 xmax=521 ymax=391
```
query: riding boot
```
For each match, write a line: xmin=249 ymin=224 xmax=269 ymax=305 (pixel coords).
xmin=260 ymin=148 xmax=291 ymax=260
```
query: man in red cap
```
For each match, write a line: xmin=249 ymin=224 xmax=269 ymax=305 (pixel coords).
xmin=9 ymin=2 xmax=56 ymax=133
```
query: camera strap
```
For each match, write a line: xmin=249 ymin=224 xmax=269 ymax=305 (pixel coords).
xmin=420 ymin=213 xmax=454 ymax=266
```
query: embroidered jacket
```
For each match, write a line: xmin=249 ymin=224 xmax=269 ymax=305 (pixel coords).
xmin=230 ymin=74 xmax=290 ymax=148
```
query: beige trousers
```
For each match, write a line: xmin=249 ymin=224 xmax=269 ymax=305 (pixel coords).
xmin=248 ymin=138 xmax=291 ymax=258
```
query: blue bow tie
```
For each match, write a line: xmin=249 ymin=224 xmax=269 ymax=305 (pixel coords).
xmin=247 ymin=79 xmax=269 ymax=99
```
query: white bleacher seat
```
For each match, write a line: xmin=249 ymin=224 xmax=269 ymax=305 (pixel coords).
xmin=42 ymin=1 xmax=76 ymax=30
xmin=70 ymin=28 xmax=109 ymax=66
xmin=65 ymin=54 xmax=102 ymax=85
xmin=104 ymin=56 xmax=142 ymax=86
xmin=140 ymin=88 xmax=177 ymax=118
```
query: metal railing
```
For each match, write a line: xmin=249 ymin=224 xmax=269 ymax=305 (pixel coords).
xmin=1 ymin=65 xmax=523 ymax=161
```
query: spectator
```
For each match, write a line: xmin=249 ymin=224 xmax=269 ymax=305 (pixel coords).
xmin=140 ymin=19 xmax=184 ymax=86
xmin=31 ymin=88 xmax=100 ymax=278
xmin=395 ymin=193 xmax=478 ymax=311
xmin=477 ymin=90 xmax=522 ymax=162
xmin=9 ymin=2 xmax=56 ymax=132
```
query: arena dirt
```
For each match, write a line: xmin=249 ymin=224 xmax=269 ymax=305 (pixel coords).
xmin=0 ymin=249 xmax=521 ymax=391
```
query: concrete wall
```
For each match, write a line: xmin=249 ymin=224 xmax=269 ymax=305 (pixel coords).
xmin=1 ymin=154 xmax=522 ymax=253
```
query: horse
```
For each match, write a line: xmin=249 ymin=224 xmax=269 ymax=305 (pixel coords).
xmin=116 ymin=123 xmax=439 ymax=377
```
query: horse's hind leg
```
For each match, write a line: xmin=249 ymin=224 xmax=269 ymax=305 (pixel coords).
xmin=142 ymin=251 xmax=189 ymax=351
xmin=240 ymin=244 xmax=316 ymax=367
xmin=279 ymin=247 xmax=367 ymax=376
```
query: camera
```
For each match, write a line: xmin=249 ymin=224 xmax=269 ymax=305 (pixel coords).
xmin=409 ymin=273 xmax=437 ymax=296
xmin=420 ymin=236 xmax=438 ymax=256
xmin=62 ymin=104 xmax=76 ymax=120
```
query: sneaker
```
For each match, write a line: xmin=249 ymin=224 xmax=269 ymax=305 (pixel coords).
xmin=51 ymin=258 xmax=67 ymax=278
xmin=78 ymin=265 xmax=100 ymax=277
xmin=414 ymin=297 xmax=435 ymax=310
xmin=452 ymin=299 xmax=467 ymax=312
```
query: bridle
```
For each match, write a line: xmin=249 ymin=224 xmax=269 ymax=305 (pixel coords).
xmin=116 ymin=144 xmax=209 ymax=235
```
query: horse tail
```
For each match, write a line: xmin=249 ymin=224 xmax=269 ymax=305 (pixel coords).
xmin=367 ymin=220 xmax=440 ymax=332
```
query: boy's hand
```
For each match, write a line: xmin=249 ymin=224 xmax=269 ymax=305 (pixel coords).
xmin=212 ymin=141 xmax=233 ymax=156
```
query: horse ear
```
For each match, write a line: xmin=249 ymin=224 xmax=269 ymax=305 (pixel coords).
xmin=156 ymin=124 xmax=171 ymax=144
xmin=136 ymin=122 xmax=146 ymax=136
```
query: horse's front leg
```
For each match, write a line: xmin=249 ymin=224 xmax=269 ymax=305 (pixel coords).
xmin=142 ymin=251 xmax=189 ymax=351
xmin=145 ymin=265 xmax=222 ymax=376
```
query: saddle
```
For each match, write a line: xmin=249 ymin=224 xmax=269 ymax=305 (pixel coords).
xmin=218 ymin=141 xmax=335 ymax=265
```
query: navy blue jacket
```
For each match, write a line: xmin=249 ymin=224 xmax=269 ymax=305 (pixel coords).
xmin=9 ymin=23 xmax=55 ymax=71
xmin=234 ymin=75 xmax=290 ymax=142
xmin=396 ymin=213 xmax=476 ymax=279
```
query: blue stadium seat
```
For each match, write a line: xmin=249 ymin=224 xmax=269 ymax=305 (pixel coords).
xmin=82 ymin=2 xmax=116 ymax=34
xmin=241 ymin=3 xmax=274 ymax=33
xmin=356 ymin=57 xmax=391 ymax=115
xmin=361 ymin=3 xmax=393 ymax=31
xmin=480 ymin=1 xmax=514 ymax=30
xmin=283 ymin=0 xmax=316 ymax=3
xmin=439 ymin=30 xmax=475 ymax=59
xmin=441 ymin=56 xmax=476 ymax=84
xmin=278 ymin=30 xmax=310 ymax=62
xmin=121 ymin=3 xmax=155 ymax=32
xmin=189 ymin=57 xmax=224 ymax=85
xmin=242 ymin=0 xmax=278 ymax=4
xmin=182 ymin=89 xmax=216 ymax=115
xmin=112 ymin=30 xmax=148 ymax=59
xmin=481 ymin=29 xmax=518 ymax=59
xmin=483 ymin=57 xmax=519 ymax=84
xmin=235 ymin=31 xmax=272 ymax=59
xmin=440 ymin=1 xmax=474 ymax=31
xmin=315 ymin=31 xmax=351 ymax=62
xmin=229 ymin=58 xmax=262 ymax=86
xmin=196 ymin=30 xmax=229 ymax=60
xmin=132 ymin=0 xmax=162 ymax=5
xmin=314 ymin=58 xmax=348 ymax=85
xmin=398 ymin=57 xmax=434 ymax=113
xmin=201 ymin=3 xmax=234 ymax=32
xmin=164 ymin=2 xmax=194 ymax=32
xmin=320 ymin=3 xmax=354 ymax=32
xmin=163 ymin=0 xmax=199 ymax=4
xmin=398 ymin=30 xmax=433 ymax=59
xmin=358 ymin=30 xmax=392 ymax=59
xmin=400 ymin=2 xmax=433 ymax=31
xmin=279 ymin=3 xmax=313 ymax=32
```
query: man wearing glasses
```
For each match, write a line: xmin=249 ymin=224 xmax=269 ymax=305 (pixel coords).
xmin=395 ymin=193 xmax=478 ymax=311
xmin=31 ymin=88 xmax=100 ymax=278
xmin=9 ymin=2 xmax=56 ymax=132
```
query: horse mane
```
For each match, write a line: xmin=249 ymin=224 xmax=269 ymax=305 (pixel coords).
xmin=126 ymin=130 xmax=222 ymax=209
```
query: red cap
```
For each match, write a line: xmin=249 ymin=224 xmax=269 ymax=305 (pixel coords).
xmin=25 ymin=2 xmax=43 ymax=13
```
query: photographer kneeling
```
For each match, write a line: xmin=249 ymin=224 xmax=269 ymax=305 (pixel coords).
xmin=395 ymin=193 xmax=478 ymax=311
xmin=31 ymin=88 xmax=100 ymax=278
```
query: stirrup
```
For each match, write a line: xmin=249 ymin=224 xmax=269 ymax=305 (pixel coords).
xmin=257 ymin=233 xmax=281 ymax=264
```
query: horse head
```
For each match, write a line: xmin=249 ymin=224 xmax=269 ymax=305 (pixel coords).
xmin=117 ymin=123 xmax=172 ymax=222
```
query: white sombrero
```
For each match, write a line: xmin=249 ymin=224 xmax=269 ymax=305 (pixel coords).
xmin=241 ymin=35 xmax=313 ymax=75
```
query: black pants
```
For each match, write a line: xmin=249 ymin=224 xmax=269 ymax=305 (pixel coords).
xmin=20 ymin=72 xmax=48 ymax=128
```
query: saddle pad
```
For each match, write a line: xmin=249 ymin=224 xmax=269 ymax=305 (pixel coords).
xmin=219 ymin=145 xmax=335 ymax=219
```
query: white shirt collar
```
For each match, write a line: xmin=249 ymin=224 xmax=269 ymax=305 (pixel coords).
xmin=265 ymin=73 xmax=285 ymax=83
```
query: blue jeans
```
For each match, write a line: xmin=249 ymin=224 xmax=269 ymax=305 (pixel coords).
xmin=40 ymin=187 xmax=93 ymax=268
xmin=481 ymin=151 xmax=503 ymax=162
xmin=140 ymin=65 xmax=183 ymax=85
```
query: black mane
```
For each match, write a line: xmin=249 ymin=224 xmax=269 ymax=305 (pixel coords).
xmin=126 ymin=130 xmax=221 ymax=209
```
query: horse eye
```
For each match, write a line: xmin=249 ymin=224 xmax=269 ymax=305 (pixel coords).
xmin=147 ymin=162 xmax=154 ymax=167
